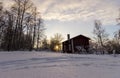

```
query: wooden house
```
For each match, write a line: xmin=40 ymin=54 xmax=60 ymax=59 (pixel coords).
xmin=62 ymin=34 xmax=90 ymax=54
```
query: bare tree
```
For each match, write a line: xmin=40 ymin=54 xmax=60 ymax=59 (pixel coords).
xmin=41 ymin=37 xmax=49 ymax=50
xmin=0 ymin=2 xmax=3 ymax=47
xmin=116 ymin=8 xmax=120 ymax=25
xmin=110 ymin=8 xmax=120 ymax=53
xmin=0 ymin=0 xmax=45 ymax=51
xmin=36 ymin=19 xmax=45 ymax=50
xmin=93 ymin=20 xmax=109 ymax=54
xmin=116 ymin=8 xmax=120 ymax=40
xmin=10 ymin=0 xmax=34 ymax=50
xmin=50 ymin=33 xmax=64 ymax=52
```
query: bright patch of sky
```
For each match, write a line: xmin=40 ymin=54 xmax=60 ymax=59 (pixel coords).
xmin=1 ymin=0 xmax=120 ymax=40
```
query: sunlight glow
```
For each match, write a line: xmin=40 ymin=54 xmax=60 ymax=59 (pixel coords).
xmin=54 ymin=45 xmax=59 ymax=52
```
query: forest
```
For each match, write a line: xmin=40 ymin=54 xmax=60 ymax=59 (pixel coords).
xmin=0 ymin=0 xmax=45 ymax=51
xmin=0 ymin=0 xmax=64 ymax=52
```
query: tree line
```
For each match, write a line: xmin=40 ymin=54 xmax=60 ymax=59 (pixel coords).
xmin=91 ymin=18 xmax=120 ymax=54
xmin=0 ymin=0 xmax=119 ymax=53
xmin=0 ymin=0 xmax=64 ymax=52
xmin=0 ymin=0 xmax=45 ymax=51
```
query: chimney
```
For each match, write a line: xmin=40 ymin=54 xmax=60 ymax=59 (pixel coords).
xmin=67 ymin=34 xmax=71 ymax=52
xmin=67 ymin=34 xmax=70 ymax=40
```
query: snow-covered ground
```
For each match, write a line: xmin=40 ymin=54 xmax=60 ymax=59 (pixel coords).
xmin=0 ymin=51 xmax=120 ymax=78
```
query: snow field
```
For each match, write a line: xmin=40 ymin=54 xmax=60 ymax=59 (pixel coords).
xmin=0 ymin=51 xmax=120 ymax=78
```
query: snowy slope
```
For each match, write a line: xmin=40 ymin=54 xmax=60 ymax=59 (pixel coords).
xmin=0 ymin=51 xmax=120 ymax=78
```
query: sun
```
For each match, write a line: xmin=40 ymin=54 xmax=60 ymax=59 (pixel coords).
xmin=54 ymin=45 xmax=59 ymax=51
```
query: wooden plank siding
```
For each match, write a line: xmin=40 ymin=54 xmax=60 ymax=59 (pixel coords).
xmin=62 ymin=35 xmax=90 ymax=54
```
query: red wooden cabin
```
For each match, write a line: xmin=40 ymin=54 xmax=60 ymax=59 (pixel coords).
xmin=62 ymin=34 xmax=90 ymax=54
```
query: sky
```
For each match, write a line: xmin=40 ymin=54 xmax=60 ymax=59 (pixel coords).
xmin=1 ymin=0 xmax=120 ymax=41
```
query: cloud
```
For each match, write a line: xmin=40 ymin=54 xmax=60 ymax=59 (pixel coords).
xmin=34 ymin=0 xmax=119 ymax=25
xmin=0 ymin=0 xmax=13 ymax=9
xmin=1 ymin=0 xmax=120 ymax=25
